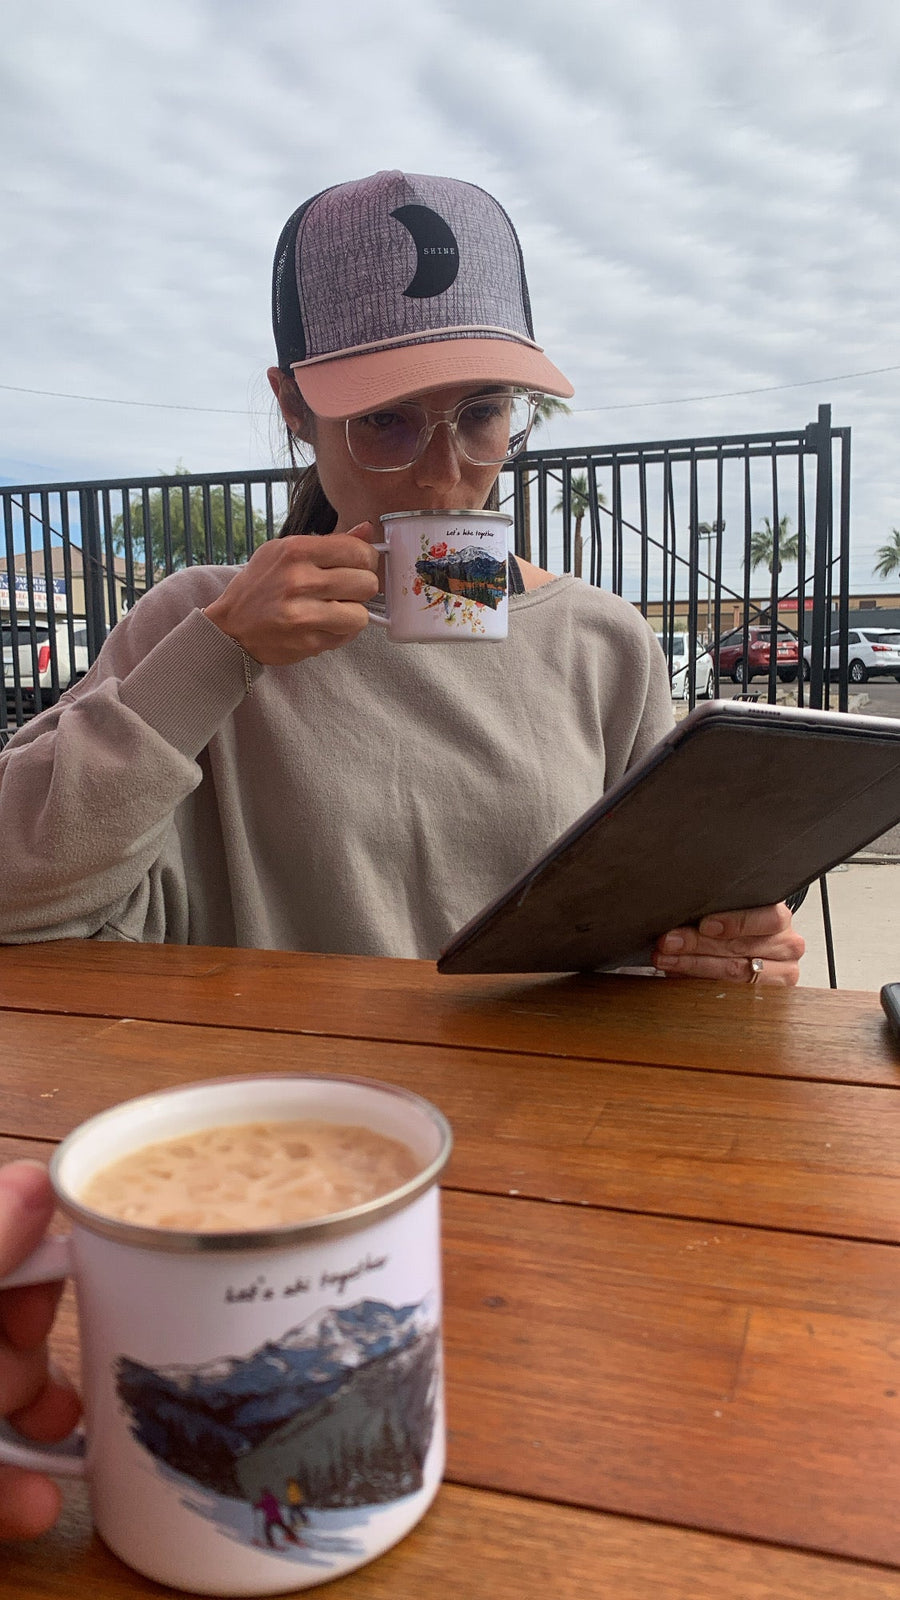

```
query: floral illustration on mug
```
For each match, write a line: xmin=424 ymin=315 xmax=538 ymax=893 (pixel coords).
xmin=115 ymin=1296 xmax=440 ymax=1564
xmin=412 ymin=536 xmax=506 ymax=630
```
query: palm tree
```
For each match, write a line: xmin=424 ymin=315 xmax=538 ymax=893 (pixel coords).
xmin=553 ymin=472 xmax=607 ymax=579
xmin=519 ymin=397 xmax=572 ymax=561
xmin=749 ymin=516 xmax=799 ymax=575
xmin=873 ymin=528 xmax=900 ymax=579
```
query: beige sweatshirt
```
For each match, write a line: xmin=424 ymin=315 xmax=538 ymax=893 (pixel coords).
xmin=0 ymin=566 xmax=674 ymax=957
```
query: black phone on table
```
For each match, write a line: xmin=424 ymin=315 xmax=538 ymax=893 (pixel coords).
xmin=880 ymin=984 xmax=900 ymax=1042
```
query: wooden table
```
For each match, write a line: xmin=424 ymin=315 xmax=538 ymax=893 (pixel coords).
xmin=2 ymin=940 xmax=900 ymax=1599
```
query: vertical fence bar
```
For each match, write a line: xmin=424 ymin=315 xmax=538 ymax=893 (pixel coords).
xmin=244 ymin=482 xmax=256 ymax=556
xmin=711 ymin=455 xmax=725 ymax=690
xmin=1 ymin=494 xmax=24 ymax=729
xmin=100 ymin=490 xmax=119 ymax=628
xmin=808 ymin=404 xmax=832 ymax=712
xmin=59 ymin=492 xmax=77 ymax=658
xmin=686 ymin=451 xmax=700 ymax=710
xmin=36 ymin=490 xmax=61 ymax=701
xmin=795 ymin=448 xmax=808 ymax=709
xmin=513 ymin=464 xmax=527 ymax=563
xmin=160 ymin=484 xmax=174 ymax=578
xmin=836 ymin=428 xmax=851 ymax=714
xmin=659 ymin=454 xmax=672 ymax=640
xmin=766 ymin=448 xmax=780 ymax=703
xmin=586 ymin=458 xmax=602 ymax=588
xmin=610 ymin=455 xmax=623 ymax=595
xmin=638 ymin=457 xmax=649 ymax=619
xmin=79 ymin=488 xmax=108 ymax=663
xmin=537 ymin=461 xmax=549 ymax=571
xmin=740 ymin=448 xmax=753 ymax=694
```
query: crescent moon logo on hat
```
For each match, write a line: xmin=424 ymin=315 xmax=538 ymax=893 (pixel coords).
xmin=391 ymin=204 xmax=460 ymax=298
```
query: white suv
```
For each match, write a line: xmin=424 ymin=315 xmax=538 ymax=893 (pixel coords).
xmin=2 ymin=619 xmax=90 ymax=709
xmin=803 ymin=626 xmax=900 ymax=685
xmin=655 ymin=632 xmax=715 ymax=700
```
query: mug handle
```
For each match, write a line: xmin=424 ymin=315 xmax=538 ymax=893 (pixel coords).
xmin=366 ymin=542 xmax=390 ymax=628
xmin=0 ymin=1235 xmax=87 ymax=1478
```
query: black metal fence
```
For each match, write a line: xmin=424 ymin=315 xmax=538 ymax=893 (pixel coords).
xmin=499 ymin=402 xmax=851 ymax=714
xmin=2 ymin=404 xmax=851 ymax=738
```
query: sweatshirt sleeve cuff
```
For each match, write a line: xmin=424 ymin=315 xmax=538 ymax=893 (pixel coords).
xmin=118 ymin=608 xmax=264 ymax=759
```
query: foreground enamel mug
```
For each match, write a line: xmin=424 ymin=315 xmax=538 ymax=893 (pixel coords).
xmin=0 ymin=1075 xmax=452 ymax=1596
xmin=370 ymin=508 xmax=511 ymax=641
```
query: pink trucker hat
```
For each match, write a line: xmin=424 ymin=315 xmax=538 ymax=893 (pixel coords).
xmin=272 ymin=170 xmax=574 ymax=419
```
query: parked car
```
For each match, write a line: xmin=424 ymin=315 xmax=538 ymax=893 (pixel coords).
xmin=803 ymin=627 xmax=900 ymax=685
xmin=655 ymin=632 xmax=715 ymax=700
xmin=713 ymin=626 xmax=799 ymax=683
xmin=2 ymin=618 xmax=90 ymax=709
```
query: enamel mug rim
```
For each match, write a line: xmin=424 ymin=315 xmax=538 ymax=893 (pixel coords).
xmin=47 ymin=1073 xmax=453 ymax=1253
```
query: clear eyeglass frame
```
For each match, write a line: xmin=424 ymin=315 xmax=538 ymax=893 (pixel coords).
xmin=344 ymin=390 xmax=542 ymax=472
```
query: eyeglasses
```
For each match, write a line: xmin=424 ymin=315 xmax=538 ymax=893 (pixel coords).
xmin=344 ymin=390 xmax=540 ymax=472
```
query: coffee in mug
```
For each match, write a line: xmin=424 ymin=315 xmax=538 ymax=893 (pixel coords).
xmin=80 ymin=1119 xmax=419 ymax=1230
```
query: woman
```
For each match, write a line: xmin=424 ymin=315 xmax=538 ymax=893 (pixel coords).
xmin=0 ymin=168 xmax=805 ymax=1541
xmin=0 ymin=168 xmax=802 ymax=984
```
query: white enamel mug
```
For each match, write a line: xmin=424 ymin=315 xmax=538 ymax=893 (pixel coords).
xmin=0 ymin=1075 xmax=452 ymax=1596
xmin=369 ymin=509 xmax=512 ymax=641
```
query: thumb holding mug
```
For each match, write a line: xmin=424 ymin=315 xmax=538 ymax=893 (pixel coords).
xmin=0 ymin=1161 xmax=82 ymax=1540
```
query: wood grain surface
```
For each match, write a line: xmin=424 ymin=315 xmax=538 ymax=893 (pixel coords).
xmin=1 ymin=941 xmax=898 ymax=1084
xmin=2 ymin=941 xmax=899 ymax=1597
xmin=5 ymin=1481 xmax=900 ymax=1600
xmin=1 ymin=1010 xmax=899 ymax=1244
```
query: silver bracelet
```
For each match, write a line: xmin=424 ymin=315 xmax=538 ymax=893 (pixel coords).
xmin=201 ymin=607 xmax=256 ymax=697
xmin=240 ymin=647 xmax=255 ymax=697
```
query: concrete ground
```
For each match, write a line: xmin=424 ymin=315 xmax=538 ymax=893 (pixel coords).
xmin=785 ymin=685 xmax=900 ymax=990
xmin=792 ymin=861 xmax=899 ymax=991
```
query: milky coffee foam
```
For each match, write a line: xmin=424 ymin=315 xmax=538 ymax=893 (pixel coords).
xmin=79 ymin=1119 xmax=420 ymax=1231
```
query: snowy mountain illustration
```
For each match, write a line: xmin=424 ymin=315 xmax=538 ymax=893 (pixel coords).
xmin=115 ymin=1298 xmax=439 ymax=1510
xmin=415 ymin=545 xmax=506 ymax=608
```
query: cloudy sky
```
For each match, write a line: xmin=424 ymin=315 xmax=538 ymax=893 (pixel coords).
xmin=3 ymin=0 xmax=900 ymax=588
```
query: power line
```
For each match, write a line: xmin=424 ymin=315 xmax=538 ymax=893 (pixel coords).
xmin=0 ymin=382 xmax=249 ymax=415
xmin=1 ymin=360 xmax=899 ymax=420
xmin=571 ymin=364 xmax=900 ymax=415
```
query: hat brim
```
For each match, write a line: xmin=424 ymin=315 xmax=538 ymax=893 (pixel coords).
xmin=291 ymin=336 xmax=574 ymax=420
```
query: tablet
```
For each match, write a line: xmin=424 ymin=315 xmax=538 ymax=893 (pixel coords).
xmin=437 ymin=700 xmax=900 ymax=975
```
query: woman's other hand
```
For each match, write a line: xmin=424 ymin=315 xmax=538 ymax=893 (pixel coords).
xmin=0 ymin=1162 xmax=81 ymax=1540
xmin=652 ymin=902 xmax=805 ymax=986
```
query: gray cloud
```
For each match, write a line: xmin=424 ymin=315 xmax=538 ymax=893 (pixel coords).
xmin=2 ymin=0 xmax=900 ymax=582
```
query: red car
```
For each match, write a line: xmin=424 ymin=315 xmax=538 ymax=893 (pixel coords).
xmin=714 ymin=626 xmax=799 ymax=683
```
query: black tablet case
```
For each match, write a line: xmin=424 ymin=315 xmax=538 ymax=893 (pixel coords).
xmin=437 ymin=700 xmax=900 ymax=975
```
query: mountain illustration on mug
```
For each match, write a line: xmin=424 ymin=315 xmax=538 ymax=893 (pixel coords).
xmin=414 ymin=545 xmax=506 ymax=609
xmin=115 ymin=1297 xmax=439 ymax=1525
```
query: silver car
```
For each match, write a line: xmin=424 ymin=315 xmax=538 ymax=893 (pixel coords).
xmin=803 ymin=626 xmax=900 ymax=685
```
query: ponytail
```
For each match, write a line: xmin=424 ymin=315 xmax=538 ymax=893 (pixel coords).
xmin=276 ymin=392 xmax=338 ymax=538
xmin=279 ymin=458 xmax=338 ymax=537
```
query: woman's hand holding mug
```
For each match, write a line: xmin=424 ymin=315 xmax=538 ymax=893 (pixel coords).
xmin=0 ymin=1161 xmax=81 ymax=1540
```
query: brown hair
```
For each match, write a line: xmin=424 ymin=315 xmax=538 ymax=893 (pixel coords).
xmin=276 ymin=379 xmax=339 ymax=536
xmin=279 ymin=451 xmax=338 ymax=538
